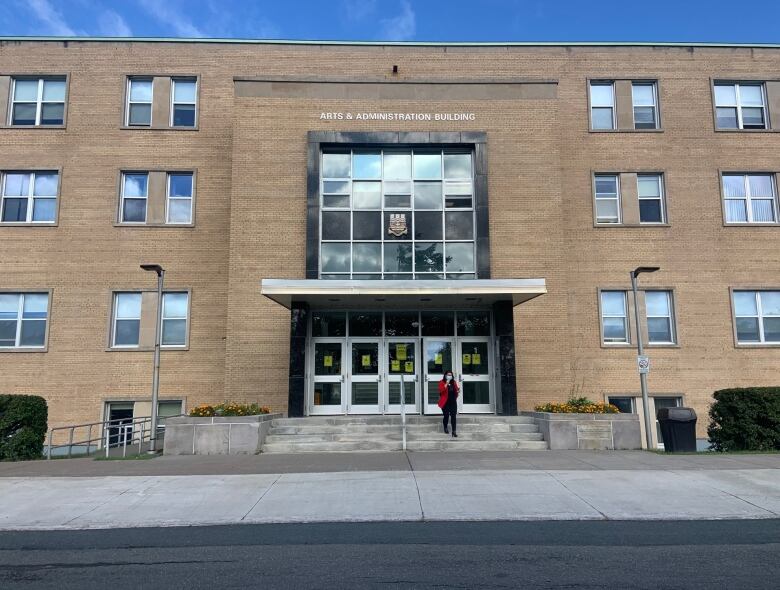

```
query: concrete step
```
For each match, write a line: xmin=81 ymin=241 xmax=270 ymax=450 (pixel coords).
xmin=264 ymin=432 xmax=544 ymax=444
xmin=407 ymin=440 xmax=549 ymax=451
xmin=271 ymin=415 xmax=537 ymax=427
xmin=262 ymin=440 xmax=403 ymax=453
xmin=268 ymin=423 xmax=540 ymax=435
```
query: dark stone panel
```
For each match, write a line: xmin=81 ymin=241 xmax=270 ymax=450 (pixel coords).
xmin=460 ymin=131 xmax=487 ymax=144
xmin=474 ymin=174 xmax=488 ymax=209
xmin=398 ymin=131 xmax=431 ymax=143
xmin=493 ymin=301 xmax=517 ymax=416
xmin=334 ymin=131 xmax=399 ymax=144
xmin=306 ymin=238 xmax=319 ymax=278
xmin=429 ymin=131 xmax=462 ymax=144
xmin=476 ymin=237 xmax=491 ymax=278
xmin=475 ymin=205 xmax=490 ymax=241
xmin=474 ymin=143 xmax=487 ymax=175
xmin=306 ymin=141 xmax=320 ymax=276
xmin=288 ymin=302 xmax=309 ymax=417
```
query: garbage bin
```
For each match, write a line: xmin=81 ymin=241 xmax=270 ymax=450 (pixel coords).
xmin=656 ymin=407 xmax=697 ymax=452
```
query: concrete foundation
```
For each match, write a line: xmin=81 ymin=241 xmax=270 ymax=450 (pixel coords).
xmin=522 ymin=412 xmax=642 ymax=450
xmin=164 ymin=414 xmax=282 ymax=455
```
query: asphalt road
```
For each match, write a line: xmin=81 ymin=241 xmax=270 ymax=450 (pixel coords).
xmin=1 ymin=520 xmax=778 ymax=589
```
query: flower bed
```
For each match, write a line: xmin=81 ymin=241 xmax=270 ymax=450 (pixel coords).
xmin=535 ymin=397 xmax=619 ymax=414
xmin=189 ymin=403 xmax=271 ymax=417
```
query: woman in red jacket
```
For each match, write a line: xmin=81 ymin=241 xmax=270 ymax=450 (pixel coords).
xmin=437 ymin=370 xmax=459 ymax=437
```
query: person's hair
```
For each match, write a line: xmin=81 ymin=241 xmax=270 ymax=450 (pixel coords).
xmin=440 ymin=370 xmax=453 ymax=382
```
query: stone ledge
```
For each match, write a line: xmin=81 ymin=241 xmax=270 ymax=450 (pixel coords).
xmin=521 ymin=411 xmax=642 ymax=450
xmin=164 ymin=413 xmax=283 ymax=455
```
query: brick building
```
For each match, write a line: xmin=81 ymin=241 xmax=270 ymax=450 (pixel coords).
xmin=2 ymin=37 xmax=779 ymax=448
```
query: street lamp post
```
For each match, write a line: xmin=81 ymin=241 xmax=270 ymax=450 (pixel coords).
xmin=141 ymin=264 xmax=165 ymax=453
xmin=630 ymin=266 xmax=660 ymax=451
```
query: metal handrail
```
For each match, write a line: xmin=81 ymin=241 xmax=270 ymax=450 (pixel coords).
xmin=400 ymin=373 xmax=407 ymax=451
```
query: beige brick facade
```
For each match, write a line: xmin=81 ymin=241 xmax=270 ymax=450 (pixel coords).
xmin=2 ymin=40 xmax=779 ymax=440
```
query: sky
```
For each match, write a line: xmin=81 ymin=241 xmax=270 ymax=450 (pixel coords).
xmin=1 ymin=0 xmax=780 ymax=44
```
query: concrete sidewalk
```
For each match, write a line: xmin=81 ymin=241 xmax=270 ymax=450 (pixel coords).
xmin=0 ymin=452 xmax=778 ymax=529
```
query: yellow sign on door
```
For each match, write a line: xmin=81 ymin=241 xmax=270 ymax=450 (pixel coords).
xmin=404 ymin=361 xmax=414 ymax=373
xmin=396 ymin=344 xmax=407 ymax=360
xmin=472 ymin=353 xmax=481 ymax=365
xmin=462 ymin=354 xmax=472 ymax=365
xmin=362 ymin=354 xmax=371 ymax=367
xmin=323 ymin=355 xmax=333 ymax=367
xmin=434 ymin=353 xmax=443 ymax=365
xmin=391 ymin=359 xmax=400 ymax=372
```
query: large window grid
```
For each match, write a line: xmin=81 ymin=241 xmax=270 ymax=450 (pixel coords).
xmin=319 ymin=148 xmax=477 ymax=280
xmin=0 ymin=293 xmax=49 ymax=348
xmin=714 ymin=83 xmax=768 ymax=130
xmin=600 ymin=291 xmax=629 ymax=344
xmin=161 ymin=292 xmax=189 ymax=346
xmin=638 ymin=174 xmax=665 ymax=224
xmin=722 ymin=174 xmax=777 ymax=223
xmin=166 ymin=173 xmax=194 ymax=224
xmin=171 ymin=78 xmax=197 ymax=127
xmin=594 ymin=175 xmax=620 ymax=224
xmin=632 ymin=82 xmax=658 ymax=129
xmin=733 ymin=290 xmax=780 ymax=344
xmin=310 ymin=310 xmax=492 ymax=338
xmin=120 ymin=172 xmax=149 ymax=223
xmin=590 ymin=81 xmax=615 ymax=130
xmin=1 ymin=171 xmax=58 ymax=223
xmin=112 ymin=292 xmax=142 ymax=348
xmin=126 ymin=77 xmax=153 ymax=126
xmin=10 ymin=77 xmax=65 ymax=126
xmin=646 ymin=290 xmax=675 ymax=344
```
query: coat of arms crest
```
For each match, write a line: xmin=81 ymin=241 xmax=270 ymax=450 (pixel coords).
xmin=388 ymin=213 xmax=408 ymax=237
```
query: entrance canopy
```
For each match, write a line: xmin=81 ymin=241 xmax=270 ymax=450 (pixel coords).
xmin=261 ymin=279 xmax=546 ymax=309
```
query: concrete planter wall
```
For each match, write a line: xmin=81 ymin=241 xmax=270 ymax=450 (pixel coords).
xmin=522 ymin=412 xmax=642 ymax=450
xmin=164 ymin=414 xmax=282 ymax=455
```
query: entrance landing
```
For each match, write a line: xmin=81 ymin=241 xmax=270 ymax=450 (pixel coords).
xmin=262 ymin=415 xmax=548 ymax=453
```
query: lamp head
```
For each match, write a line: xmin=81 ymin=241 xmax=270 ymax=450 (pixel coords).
xmin=632 ymin=266 xmax=660 ymax=278
xmin=140 ymin=264 xmax=164 ymax=276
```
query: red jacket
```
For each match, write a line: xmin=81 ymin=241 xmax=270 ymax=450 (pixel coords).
xmin=437 ymin=379 xmax=459 ymax=409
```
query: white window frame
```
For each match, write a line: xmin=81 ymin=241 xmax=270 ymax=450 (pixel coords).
xmin=714 ymin=83 xmax=768 ymax=130
xmin=111 ymin=292 xmax=142 ymax=348
xmin=733 ymin=290 xmax=780 ymax=344
xmin=600 ymin=290 xmax=629 ymax=344
xmin=722 ymin=174 xmax=777 ymax=224
xmin=594 ymin=174 xmax=621 ymax=224
xmin=161 ymin=291 xmax=189 ymax=348
xmin=631 ymin=82 xmax=658 ymax=129
xmin=0 ymin=292 xmax=49 ymax=349
xmin=590 ymin=81 xmax=615 ymax=130
xmin=120 ymin=172 xmax=149 ymax=224
xmin=9 ymin=77 xmax=65 ymax=126
xmin=170 ymin=77 xmax=198 ymax=128
xmin=0 ymin=171 xmax=58 ymax=224
xmin=165 ymin=172 xmax=194 ymax=224
xmin=637 ymin=173 xmax=665 ymax=224
xmin=645 ymin=290 xmax=676 ymax=345
xmin=125 ymin=77 xmax=153 ymax=127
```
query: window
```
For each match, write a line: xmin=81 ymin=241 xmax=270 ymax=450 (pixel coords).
xmin=654 ymin=397 xmax=682 ymax=448
xmin=1 ymin=172 xmax=58 ymax=223
xmin=10 ymin=77 xmax=65 ymax=126
xmin=601 ymin=291 xmax=628 ymax=343
xmin=638 ymin=174 xmax=665 ymax=224
xmin=320 ymin=148 xmax=476 ymax=279
xmin=594 ymin=175 xmax=620 ymax=223
xmin=590 ymin=82 xmax=615 ymax=130
xmin=733 ymin=290 xmax=780 ymax=344
xmin=714 ymin=83 xmax=767 ymax=129
xmin=632 ymin=83 xmax=658 ymax=129
xmin=161 ymin=292 xmax=188 ymax=347
xmin=126 ymin=77 xmax=153 ymax=126
xmin=171 ymin=78 xmax=197 ymax=127
xmin=112 ymin=292 xmax=142 ymax=347
xmin=608 ymin=397 xmax=635 ymax=413
xmin=722 ymin=174 xmax=777 ymax=223
xmin=646 ymin=291 xmax=675 ymax=344
xmin=167 ymin=173 xmax=193 ymax=223
xmin=0 ymin=293 xmax=48 ymax=348
xmin=120 ymin=173 xmax=148 ymax=223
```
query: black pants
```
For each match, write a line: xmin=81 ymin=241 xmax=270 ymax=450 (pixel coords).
xmin=442 ymin=405 xmax=457 ymax=433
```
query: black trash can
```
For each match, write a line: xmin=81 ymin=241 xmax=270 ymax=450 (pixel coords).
xmin=656 ymin=407 xmax=697 ymax=452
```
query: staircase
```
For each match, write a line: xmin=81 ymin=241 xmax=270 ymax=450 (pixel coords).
xmin=262 ymin=415 xmax=548 ymax=453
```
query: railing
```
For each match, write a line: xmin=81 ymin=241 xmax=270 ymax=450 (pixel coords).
xmin=46 ymin=415 xmax=178 ymax=459
xmin=399 ymin=373 xmax=407 ymax=451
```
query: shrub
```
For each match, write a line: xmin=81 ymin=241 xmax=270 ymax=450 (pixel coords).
xmin=708 ymin=388 xmax=780 ymax=451
xmin=535 ymin=396 xmax=620 ymax=414
xmin=0 ymin=395 xmax=48 ymax=461
xmin=189 ymin=402 xmax=271 ymax=417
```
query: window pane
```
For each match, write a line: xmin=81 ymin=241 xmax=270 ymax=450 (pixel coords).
xmin=590 ymin=83 xmax=614 ymax=107
xmin=748 ymin=175 xmax=773 ymax=198
xmin=595 ymin=176 xmax=617 ymax=195
xmin=421 ymin=311 xmax=455 ymax=336
xmin=352 ymin=181 xmax=381 ymax=208
xmin=33 ymin=173 xmax=58 ymax=196
xmin=166 ymin=174 xmax=192 ymax=199
xmin=321 ymin=243 xmax=350 ymax=273
xmin=596 ymin=199 xmax=619 ymax=222
xmin=751 ymin=200 xmax=775 ymax=223
xmin=2 ymin=198 xmax=27 ymax=222
xmin=122 ymin=198 xmax=146 ymax=222
xmin=20 ymin=320 xmax=46 ymax=347
xmin=384 ymin=211 xmax=412 ymax=239
xmin=445 ymin=242 xmax=475 ymax=272
xmin=14 ymin=80 xmax=38 ymax=101
xmin=741 ymin=107 xmax=765 ymax=128
xmin=733 ymin=292 xmax=758 ymax=315
xmin=129 ymin=79 xmax=153 ymax=102
xmin=384 ymin=181 xmax=411 ymax=195
xmin=349 ymin=312 xmax=382 ymax=337
xmin=23 ymin=294 xmax=48 ymax=317
xmin=323 ymin=194 xmax=349 ymax=208
xmin=173 ymin=79 xmax=196 ymax=103
xmin=115 ymin=319 xmax=140 ymax=346
xmin=739 ymin=85 xmax=764 ymax=106
xmin=0 ymin=294 xmax=19 ymax=318
xmin=413 ymin=153 xmax=442 ymax=180
xmin=722 ymin=175 xmax=744 ymax=198
xmin=40 ymin=103 xmax=64 ymax=125
xmin=646 ymin=291 xmax=670 ymax=316
xmin=384 ymin=242 xmax=412 ymax=272
xmin=724 ymin=199 xmax=747 ymax=222
xmin=32 ymin=198 xmax=56 ymax=222
xmin=648 ymin=317 xmax=672 ymax=343
xmin=414 ymin=211 xmax=443 ymax=240
xmin=352 ymin=211 xmax=381 ymax=240
xmin=352 ymin=153 xmax=381 ymax=179
xmin=168 ymin=199 xmax=192 ymax=223
xmin=414 ymin=242 xmax=443 ymax=272
xmin=714 ymin=85 xmax=736 ymax=105
xmin=601 ymin=291 xmax=626 ymax=315
xmin=632 ymin=84 xmax=655 ymax=106
xmin=443 ymin=154 xmax=471 ymax=178
xmin=760 ymin=292 xmax=780 ymax=316
xmin=311 ymin=312 xmax=346 ymax=337
xmin=445 ymin=211 xmax=474 ymax=240
xmin=591 ymin=107 xmax=614 ymax=129
xmin=116 ymin=293 xmax=142 ymax=318
xmin=603 ymin=317 xmax=627 ymax=341
xmin=12 ymin=103 xmax=36 ymax=125
xmin=457 ymin=311 xmax=490 ymax=336
xmin=124 ymin=174 xmax=148 ymax=197
xmin=633 ymin=107 xmax=656 ymax=128
xmin=414 ymin=182 xmax=442 ymax=209
xmin=0 ymin=320 xmax=16 ymax=346
xmin=163 ymin=293 xmax=188 ymax=318
xmin=715 ymin=107 xmax=737 ymax=129
xmin=444 ymin=180 xmax=472 ymax=195
xmin=352 ymin=242 xmax=381 ymax=272
xmin=639 ymin=200 xmax=662 ymax=223
xmin=763 ymin=318 xmax=780 ymax=342
xmin=637 ymin=176 xmax=660 ymax=198
xmin=322 ymin=153 xmax=350 ymax=178
xmin=162 ymin=319 xmax=187 ymax=346
xmin=736 ymin=317 xmax=760 ymax=342
xmin=383 ymin=153 xmax=411 ymax=180
xmin=4 ymin=173 xmax=30 ymax=196
xmin=128 ymin=103 xmax=152 ymax=125
xmin=173 ymin=104 xmax=196 ymax=127
xmin=609 ymin=397 xmax=634 ymax=413
xmin=321 ymin=211 xmax=350 ymax=240
xmin=322 ymin=180 xmax=349 ymax=194
xmin=385 ymin=312 xmax=419 ymax=336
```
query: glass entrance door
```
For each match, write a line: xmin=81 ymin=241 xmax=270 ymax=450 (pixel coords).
xmin=459 ymin=338 xmax=492 ymax=413
xmin=385 ymin=339 xmax=418 ymax=414
xmin=310 ymin=339 xmax=344 ymax=415
xmin=348 ymin=339 xmax=382 ymax=414
xmin=423 ymin=339 xmax=454 ymax=414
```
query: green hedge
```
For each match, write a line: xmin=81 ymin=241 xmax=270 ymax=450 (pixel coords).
xmin=0 ymin=395 xmax=48 ymax=461
xmin=708 ymin=388 xmax=780 ymax=452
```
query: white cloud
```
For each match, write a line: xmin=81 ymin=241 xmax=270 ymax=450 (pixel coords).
xmin=27 ymin=0 xmax=78 ymax=35
xmin=138 ymin=0 xmax=205 ymax=37
xmin=379 ymin=0 xmax=415 ymax=41
xmin=342 ymin=0 xmax=377 ymax=22
xmin=98 ymin=9 xmax=132 ymax=37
